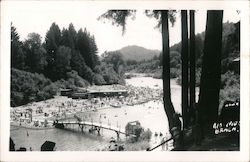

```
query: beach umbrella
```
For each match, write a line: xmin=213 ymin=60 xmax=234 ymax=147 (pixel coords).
xmin=41 ymin=141 xmax=56 ymax=151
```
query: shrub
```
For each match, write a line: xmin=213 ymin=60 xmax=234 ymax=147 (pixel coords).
xmin=66 ymin=70 xmax=90 ymax=87
xmin=221 ymin=71 xmax=240 ymax=88
xmin=170 ymin=68 xmax=181 ymax=78
xmin=92 ymin=74 xmax=106 ymax=85
xmin=94 ymin=63 xmax=124 ymax=85
xmin=11 ymin=92 xmax=24 ymax=106
xmin=219 ymin=71 xmax=240 ymax=111
xmin=11 ymin=68 xmax=57 ymax=107
xmin=140 ymin=128 xmax=152 ymax=141
xmin=153 ymin=71 xmax=162 ymax=79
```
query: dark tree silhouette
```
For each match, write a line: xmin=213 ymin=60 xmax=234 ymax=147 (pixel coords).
xmin=198 ymin=10 xmax=223 ymax=132
xmin=70 ymin=50 xmax=87 ymax=78
xmin=51 ymin=46 xmax=72 ymax=80
xmin=44 ymin=22 xmax=61 ymax=56
xmin=44 ymin=22 xmax=61 ymax=79
xmin=61 ymin=23 xmax=77 ymax=49
xmin=11 ymin=24 xmax=25 ymax=70
xmin=161 ymin=10 xmax=176 ymax=131
xmin=23 ymin=33 xmax=47 ymax=73
xmin=189 ymin=10 xmax=196 ymax=122
xmin=181 ymin=10 xmax=188 ymax=128
xmin=76 ymin=28 xmax=98 ymax=70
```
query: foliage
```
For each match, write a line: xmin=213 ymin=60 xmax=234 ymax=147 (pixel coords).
xmin=66 ymin=70 xmax=90 ymax=87
xmin=51 ymin=46 xmax=72 ymax=80
xmin=98 ymin=10 xmax=136 ymax=35
xmin=170 ymin=68 xmax=181 ymax=78
xmin=11 ymin=24 xmax=25 ymax=70
xmin=92 ymin=73 xmax=106 ymax=85
xmin=98 ymin=10 xmax=177 ymax=35
xmin=101 ymin=51 xmax=125 ymax=75
xmin=126 ymin=59 xmax=137 ymax=66
xmin=126 ymin=59 xmax=161 ymax=74
xmin=221 ymin=22 xmax=240 ymax=73
xmin=23 ymin=33 xmax=48 ymax=73
xmin=61 ymin=23 xmax=77 ymax=49
xmin=11 ymin=22 xmax=123 ymax=89
xmin=11 ymin=68 xmax=57 ymax=107
xmin=11 ymin=22 xmax=126 ymax=106
xmin=76 ymin=28 xmax=99 ymax=69
xmin=140 ymin=128 xmax=152 ymax=141
xmin=70 ymin=50 xmax=87 ymax=79
xmin=219 ymin=71 xmax=240 ymax=110
xmin=145 ymin=10 xmax=177 ymax=28
xmin=44 ymin=22 xmax=61 ymax=56
xmin=221 ymin=71 xmax=240 ymax=88
xmin=95 ymin=63 xmax=122 ymax=85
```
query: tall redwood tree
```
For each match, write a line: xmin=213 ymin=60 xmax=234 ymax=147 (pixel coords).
xmin=198 ymin=10 xmax=223 ymax=130
xmin=189 ymin=10 xmax=196 ymax=122
xmin=181 ymin=10 xmax=189 ymax=128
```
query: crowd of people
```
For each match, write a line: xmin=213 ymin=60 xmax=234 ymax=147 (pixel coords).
xmin=10 ymin=84 xmax=163 ymax=129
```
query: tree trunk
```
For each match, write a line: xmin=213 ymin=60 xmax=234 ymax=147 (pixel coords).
xmin=189 ymin=10 xmax=196 ymax=122
xmin=198 ymin=10 xmax=223 ymax=131
xmin=181 ymin=10 xmax=189 ymax=128
xmin=161 ymin=10 xmax=176 ymax=131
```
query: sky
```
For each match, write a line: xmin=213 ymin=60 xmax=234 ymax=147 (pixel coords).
xmin=5 ymin=1 xmax=241 ymax=55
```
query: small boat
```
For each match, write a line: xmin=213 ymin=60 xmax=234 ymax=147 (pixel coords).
xmin=110 ymin=104 xmax=121 ymax=108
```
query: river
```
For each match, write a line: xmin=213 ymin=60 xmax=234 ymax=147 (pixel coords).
xmin=10 ymin=76 xmax=182 ymax=151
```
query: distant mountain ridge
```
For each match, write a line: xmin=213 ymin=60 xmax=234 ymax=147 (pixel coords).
xmin=118 ymin=45 xmax=161 ymax=62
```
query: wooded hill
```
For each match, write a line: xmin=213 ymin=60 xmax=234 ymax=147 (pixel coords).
xmin=119 ymin=45 xmax=160 ymax=62
xmin=11 ymin=23 xmax=125 ymax=107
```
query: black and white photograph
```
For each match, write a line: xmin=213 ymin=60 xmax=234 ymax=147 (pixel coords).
xmin=0 ymin=0 xmax=249 ymax=161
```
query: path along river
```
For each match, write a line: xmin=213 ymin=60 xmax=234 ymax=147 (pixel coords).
xmin=10 ymin=76 xmax=188 ymax=151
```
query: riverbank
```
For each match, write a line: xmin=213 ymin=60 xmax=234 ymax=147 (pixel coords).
xmin=10 ymin=76 xmax=181 ymax=151
xmin=10 ymin=122 xmax=55 ymax=130
xmin=10 ymin=82 xmax=163 ymax=130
